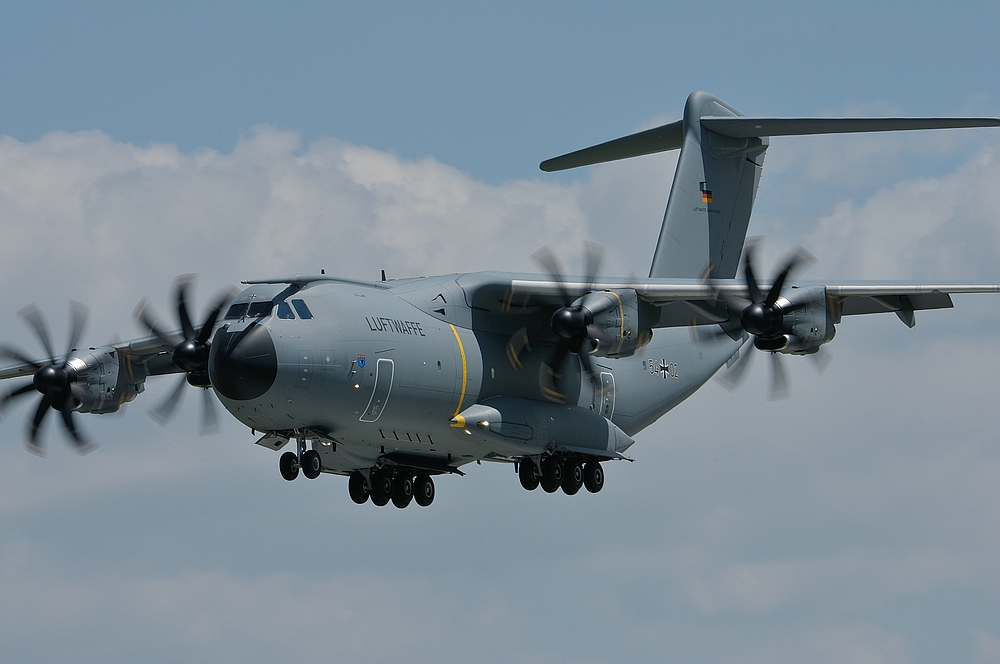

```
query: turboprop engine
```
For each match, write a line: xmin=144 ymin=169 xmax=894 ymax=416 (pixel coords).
xmin=566 ymin=287 xmax=650 ymax=359
xmin=764 ymin=286 xmax=837 ymax=356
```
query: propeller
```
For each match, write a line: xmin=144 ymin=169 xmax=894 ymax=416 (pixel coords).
xmin=704 ymin=243 xmax=826 ymax=400
xmin=0 ymin=302 xmax=95 ymax=455
xmin=514 ymin=242 xmax=613 ymax=403
xmin=133 ymin=275 xmax=235 ymax=435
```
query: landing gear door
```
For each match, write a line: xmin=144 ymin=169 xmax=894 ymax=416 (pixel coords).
xmin=360 ymin=358 xmax=394 ymax=422
xmin=593 ymin=371 xmax=615 ymax=419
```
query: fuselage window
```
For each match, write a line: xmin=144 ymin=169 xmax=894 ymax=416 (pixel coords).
xmin=291 ymin=299 xmax=313 ymax=319
xmin=277 ymin=301 xmax=295 ymax=319
xmin=247 ymin=301 xmax=273 ymax=318
xmin=225 ymin=303 xmax=249 ymax=320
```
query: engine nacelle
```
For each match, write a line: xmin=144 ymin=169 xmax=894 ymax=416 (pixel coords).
xmin=576 ymin=288 xmax=651 ymax=358
xmin=66 ymin=345 xmax=145 ymax=414
xmin=774 ymin=286 xmax=837 ymax=355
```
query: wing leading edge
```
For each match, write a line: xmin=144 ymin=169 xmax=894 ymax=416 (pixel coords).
xmin=504 ymin=277 xmax=1000 ymax=328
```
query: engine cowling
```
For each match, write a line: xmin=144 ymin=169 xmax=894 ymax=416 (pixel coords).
xmin=65 ymin=346 xmax=144 ymax=414
xmin=574 ymin=288 xmax=651 ymax=359
xmin=770 ymin=286 xmax=837 ymax=355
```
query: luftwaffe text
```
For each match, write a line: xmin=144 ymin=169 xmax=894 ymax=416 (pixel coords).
xmin=366 ymin=316 xmax=426 ymax=336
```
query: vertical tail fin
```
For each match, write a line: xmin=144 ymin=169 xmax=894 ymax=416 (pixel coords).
xmin=648 ymin=92 xmax=766 ymax=279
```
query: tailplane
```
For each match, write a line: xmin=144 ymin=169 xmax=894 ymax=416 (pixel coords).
xmin=541 ymin=92 xmax=1000 ymax=280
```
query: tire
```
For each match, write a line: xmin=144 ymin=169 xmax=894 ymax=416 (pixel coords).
xmin=279 ymin=451 xmax=299 ymax=481
xmin=370 ymin=469 xmax=393 ymax=506
xmin=414 ymin=474 xmax=435 ymax=507
xmin=348 ymin=471 xmax=369 ymax=504
xmin=301 ymin=449 xmax=322 ymax=479
xmin=562 ymin=459 xmax=583 ymax=495
xmin=540 ymin=456 xmax=562 ymax=493
xmin=391 ymin=475 xmax=413 ymax=508
xmin=518 ymin=459 xmax=539 ymax=491
xmin=584 ymin=461 xmax=604 ymax=493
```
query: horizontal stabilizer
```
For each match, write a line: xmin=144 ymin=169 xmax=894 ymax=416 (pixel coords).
xmin=540 ymin=116 xmax=1000 ymax=172
xmin=540 ymin=120 xmax=682 ymax=172
xmin=701 ymin=116 xmax=1000 ymax=138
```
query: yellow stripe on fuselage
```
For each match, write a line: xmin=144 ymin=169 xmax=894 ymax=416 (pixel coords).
xmin=449 ymin=324 xmax=468 ymax=425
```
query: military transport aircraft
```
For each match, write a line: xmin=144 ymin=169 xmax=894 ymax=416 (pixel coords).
xmin=1 ymin=91 xmax=998 ymax=508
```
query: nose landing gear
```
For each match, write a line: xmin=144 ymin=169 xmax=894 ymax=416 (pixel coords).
xmin=278 ymin=444 xmax=322 ymax=481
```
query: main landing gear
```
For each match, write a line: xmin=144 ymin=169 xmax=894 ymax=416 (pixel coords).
xmin=350 ymin=469 xmax=435 ymax=508
xmin=518 ymin=455 xmax=605 ymax=495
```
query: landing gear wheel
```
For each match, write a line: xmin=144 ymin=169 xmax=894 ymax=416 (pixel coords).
xmin=391 ymin=475 xmax=413 ymax=508
xmin=301 ymin=449 xmax=322 ymax=479
xmin=348 ymin=471 xmax=369 ymax=504
xmin=540 ymin=456 xmax=563 ymax=493
xmin=519 ymin=459 xmax=540 ymax=491
xmin=562 ymin=459 xmax=583 ymax=495
xmin=584 ymin=461 xmax=604 ymax=493
xmin=414 ymin=474 xmax=435 ymax=507
xmin=279 ymin=451 xmax=299 ymax=481
xmin=370 ymin=469 xmax=393 ymax=506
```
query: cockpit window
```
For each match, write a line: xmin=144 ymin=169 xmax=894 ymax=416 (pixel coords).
xmin=247 ymin=301 xmax=273 ymax=318
xmin=276 ymin=301 xmax=295 ymax=319
xmin=291 ymin=299 xmax=313 ymax=319
xmin=224 ymin=303 xmax=249 ymax=320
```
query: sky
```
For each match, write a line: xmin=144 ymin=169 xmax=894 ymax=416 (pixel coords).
xmin=1 ymin=2 xmax=999 ymax=663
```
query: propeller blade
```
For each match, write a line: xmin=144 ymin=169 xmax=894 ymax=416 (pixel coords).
xmin=689 ymin=323 xmax=732 ymax=345
xmin=57 ymin=395 xmax=94 ymax=454
xmin=808 ymin=346 xmax=833 ymax=374
xmin=743 ymin=245 xmax=762 ymax=304
xmin=576 ymin=345 xmax=598 ymax=386
xmin=17 ymin=305 xmax=57 ymax=364
xmin=195 ymin=288 xmax=236 ymax=345
xmin=531 ymin=246 xmax=572 ymax=306
xmin=0 ymin=345 xmax=43 ymax=370
xmin=149 ymin=375 xmax=188 ymax=425
xmin=764 ymin=249 xmax=813 ymax=307
xmin=583 ymin=241 xmax=603 ymax=291
xmin=199 ymin=388 xmax=218 ymax=435
xmin=28 ymin=394 xmax=54 ymax=455
xmin=505 ymin=327 xmax=532 ymax=370
xmin=62 ymin=301 xmax=90 ymax=365
xmin=541 ymin=340 xmax=571 ymax=403
xmin=768 ymin=352 xmax=790 ymax=401
xmin=716 ymin=343 xmax=755 ymax=392
xmin=175 ymin=275 xmax=197 ymax=341
xmin=134 ymin=298 xmax=181 ymax=347
xmin=0 ymin=381 xmax=37 ymax=416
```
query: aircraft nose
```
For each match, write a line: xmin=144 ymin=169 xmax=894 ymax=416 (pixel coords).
xmin=209 ymin=322 xmax=278 ymax=401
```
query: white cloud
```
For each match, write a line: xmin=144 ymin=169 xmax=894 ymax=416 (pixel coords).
xmin=0 ymin=128 xmax=592 ymax=343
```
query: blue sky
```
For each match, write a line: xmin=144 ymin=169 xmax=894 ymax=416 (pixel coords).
xmin=1 ymin=3 xmax=999 ymax=663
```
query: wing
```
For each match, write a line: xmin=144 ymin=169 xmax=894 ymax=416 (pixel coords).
xmin=500 ymin=275 xmax=1000 ymax=328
